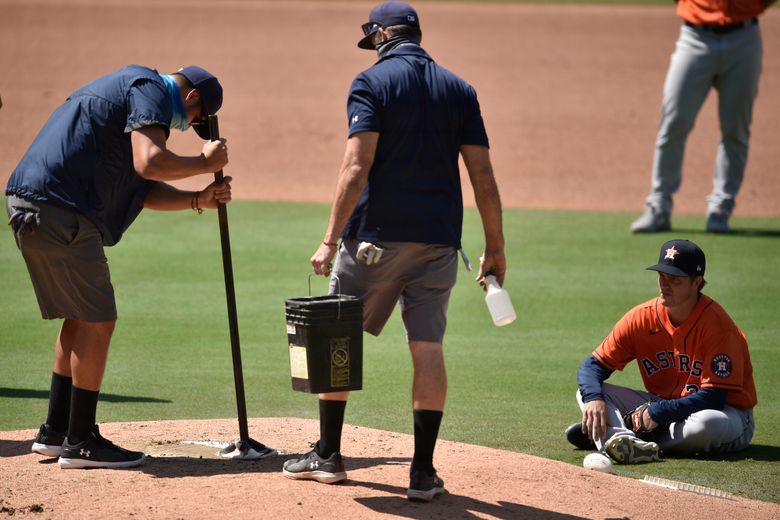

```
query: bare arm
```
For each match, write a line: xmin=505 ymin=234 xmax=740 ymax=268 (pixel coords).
xmin=310 ymin=132 xmax=379 ymax=275
xmin=131 ymin=125 xmax=228 ymax=181
xmin=461 ymin=144 xmax=506 ymax=286
xmin=143 ymin=176 xmax=232 ymax=211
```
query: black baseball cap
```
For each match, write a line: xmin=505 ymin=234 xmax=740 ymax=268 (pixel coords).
xmin=175 ymin=66 xmax=223 ymax=139
xmin=358 ymin=1 xmax=420 ymax=50
xmin=646 ymin=239 xmax=706 ymax=277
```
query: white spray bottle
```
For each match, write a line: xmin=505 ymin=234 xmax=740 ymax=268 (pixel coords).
xmin=484 ymin=275 xmax=516 ymax=326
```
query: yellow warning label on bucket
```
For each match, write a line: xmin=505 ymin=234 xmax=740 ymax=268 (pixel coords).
xmin=330 ymin=337 xmax=350 ymax=387
xmin=289 ymin=344 xmax=308 ymax=379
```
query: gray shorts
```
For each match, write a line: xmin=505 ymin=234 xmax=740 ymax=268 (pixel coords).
xmin=6 ymin=195 xmax=116 ymax=322
xmin=329 ymin=239 xmax=458 ymax=343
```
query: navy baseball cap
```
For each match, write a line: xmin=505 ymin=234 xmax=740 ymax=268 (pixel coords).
xmin=358 ymin=1 xmax=420 ymax=50
xmin=175 ymin=66 xmax=223 ymax=139
xmin=646 ymin=239 xmax=706 ymax=277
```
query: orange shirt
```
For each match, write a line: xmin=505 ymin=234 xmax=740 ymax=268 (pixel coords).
xmin=677 ymin=0 xmax=771 ymax=25
xmin=593 ymin=295 xmax=757 ymax=410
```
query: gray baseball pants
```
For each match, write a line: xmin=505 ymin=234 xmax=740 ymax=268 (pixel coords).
xmin=577 ymin=383 xmax=755 ymax=455
xmin=646 ymin=21 xmax=762 ymax=217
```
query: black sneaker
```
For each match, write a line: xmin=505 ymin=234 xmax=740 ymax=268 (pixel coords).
xmin=282 ymin=447 xmax=347 ymax=484
xmin=58 ymin=425 xmax=145 ymax=469
xmin=564 ymin=422 xmax=596 ymax=450
xmin=407 ymin=468 xmax=446 ymax=502
xmin=31 ymin=424 xmax=66 ymax=457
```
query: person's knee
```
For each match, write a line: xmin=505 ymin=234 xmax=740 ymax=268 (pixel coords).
xmin=75 ymin=319 xmax=116 ymax=345
xmin=409 ymin=341 xmax=444 ymax=366
xmin=660 ymin=108 xmax=697 ymax=138
xmin=683 ymin=410 xmax=731 ymax=441
xmin=92 ymin=321 xmax=115 ymax=339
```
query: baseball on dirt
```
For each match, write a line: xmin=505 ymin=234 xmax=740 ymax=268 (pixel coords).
xmin=583 ymin=453 xmax=613 ymax=473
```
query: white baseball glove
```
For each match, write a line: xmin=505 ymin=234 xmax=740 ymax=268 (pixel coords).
xmin=357 ymin=241 xmax=385 ymax=265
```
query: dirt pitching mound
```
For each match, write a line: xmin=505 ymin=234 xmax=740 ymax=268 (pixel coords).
xmin=1 ymin=418 xmax=778 ymax=519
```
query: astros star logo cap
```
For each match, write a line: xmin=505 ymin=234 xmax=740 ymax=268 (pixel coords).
xmin=664 ymin=246 xmax=680 ymax=260
xmin=646 ymin=239 xmax=706 ymax=277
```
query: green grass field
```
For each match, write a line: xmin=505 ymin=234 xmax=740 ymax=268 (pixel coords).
xmin=1 ymin=201 xmax=778 ymax=502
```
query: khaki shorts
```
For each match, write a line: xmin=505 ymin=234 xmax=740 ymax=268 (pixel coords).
xmin=6 ymin=195 xmax=116 ymax=322
xmin=329 ymin=239 xmax=457 ymax=344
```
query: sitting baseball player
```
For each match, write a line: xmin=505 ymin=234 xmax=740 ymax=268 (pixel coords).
xmin=565 ymin=239 xmax=757 ymax=464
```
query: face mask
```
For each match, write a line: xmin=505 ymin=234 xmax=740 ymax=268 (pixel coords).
xmin=159 ymin=74 xmax=190 ymax=132
xmin=169 ymin=107 xmax=190 ymax=132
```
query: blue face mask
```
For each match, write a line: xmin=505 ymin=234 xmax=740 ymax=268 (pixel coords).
xmin=159 ymin=74 xmax=190 ymax=132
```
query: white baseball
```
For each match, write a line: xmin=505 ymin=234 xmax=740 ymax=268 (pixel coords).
xmin=583 ymin=452 xmax=613 ymax=473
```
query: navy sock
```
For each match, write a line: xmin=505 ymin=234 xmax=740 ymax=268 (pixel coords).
xmin=412 ymin=409 xmax=443 ymax=474
xmin=45 ymin=372 xmax=72 ymax=433
xmin=317 ymin=399 xmax=347 ymax=458
xmin=67 ymin=386 xmax=99 ymax=444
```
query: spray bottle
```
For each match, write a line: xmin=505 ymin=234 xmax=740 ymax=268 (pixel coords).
xmin=484 ymin=275 xmax=516 ymax=326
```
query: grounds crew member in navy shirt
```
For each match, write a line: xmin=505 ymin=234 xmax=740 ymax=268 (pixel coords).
xmin=283 ymin=2 xmax=506 ymax=502
xmin=6 ymin=65 xmax=231 ymax=469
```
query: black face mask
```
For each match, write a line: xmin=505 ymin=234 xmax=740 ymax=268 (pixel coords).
xmin=376 ymin=34 xmax=419 ymax=58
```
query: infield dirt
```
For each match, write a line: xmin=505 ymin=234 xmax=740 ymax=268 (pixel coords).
xmin=1 ymin=0 xmax=778 ymax=218
xmin=3 ymin=418 xmax=780 ymax=519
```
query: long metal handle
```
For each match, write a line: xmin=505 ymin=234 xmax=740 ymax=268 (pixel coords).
xmin=208 ymin=114 xmax=249 ymax=442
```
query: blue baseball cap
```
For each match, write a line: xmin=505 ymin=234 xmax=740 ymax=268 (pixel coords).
xmin=646 ymin=239 xmax=706 ymax=277
xmin=175 ymin=66 xmax=223 ymax=139
xmin=358 ymin=1 xmax=420 ymax=50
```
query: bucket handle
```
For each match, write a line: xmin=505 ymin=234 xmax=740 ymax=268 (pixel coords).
xmin=308 ymin=273 xmax=343 ymax=320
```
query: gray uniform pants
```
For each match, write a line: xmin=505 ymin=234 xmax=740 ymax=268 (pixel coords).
xmin=577 ymin=383 xmax=755 ymax=455
xmin=646 ymin=22 xmax=763 ymax=216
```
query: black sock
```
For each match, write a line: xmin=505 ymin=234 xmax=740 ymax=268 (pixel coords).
xmin=412 ymin=409 xmax=443 ymax=474
xmin=45 ymin=372 xmax=72 ymax=433
xmin=317 ymin=399 xmax=347 ymax=458
xmin=67 ymin=386 xmax=99 ymax=444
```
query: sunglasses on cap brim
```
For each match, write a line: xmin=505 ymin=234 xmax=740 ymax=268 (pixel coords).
xmin=361 ymin=21 xmax=381 ymax=36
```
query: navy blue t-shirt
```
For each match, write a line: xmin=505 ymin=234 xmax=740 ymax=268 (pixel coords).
xmin=6 ymin=65 xmax=171 ymax=246
xmin=343 ymin=45 xmax=489 ymax=248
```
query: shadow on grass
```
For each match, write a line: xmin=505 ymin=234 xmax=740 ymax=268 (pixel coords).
xmin=694 ymin=444 xmax=780 ymax=462
xmin=0 ymin=387 xmax=171 ymax=404
xmin=670 ymin=228 xmax=780 ymax=238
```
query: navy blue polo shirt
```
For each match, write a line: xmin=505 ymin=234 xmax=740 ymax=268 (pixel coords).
xmin=343 ymin=45 xmax=489 ymax=248
xmin=6 ymin=65 xmax=170 ymax=246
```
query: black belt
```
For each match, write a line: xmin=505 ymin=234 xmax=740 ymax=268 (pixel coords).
xmin=685 ymin=18 xmax=758 ymax=35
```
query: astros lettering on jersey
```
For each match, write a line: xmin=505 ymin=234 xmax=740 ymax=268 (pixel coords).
xmin=593 ymin=295 xmax=757 ymax=409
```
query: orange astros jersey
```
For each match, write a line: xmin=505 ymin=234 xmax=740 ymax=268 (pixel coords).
xmin=593 ymin=295 xmax=757 ymax=409
xmin=676 ymin=0 xmax=770 ymax=26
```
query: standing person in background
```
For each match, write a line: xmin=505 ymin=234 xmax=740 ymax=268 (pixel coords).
xmin=7 ymin=65 xmax=231 ymax=469
xmin=631 ymin=0 xmax=774 ymax=234
xmin=282 ymin=1 xmax=506 ymax=502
